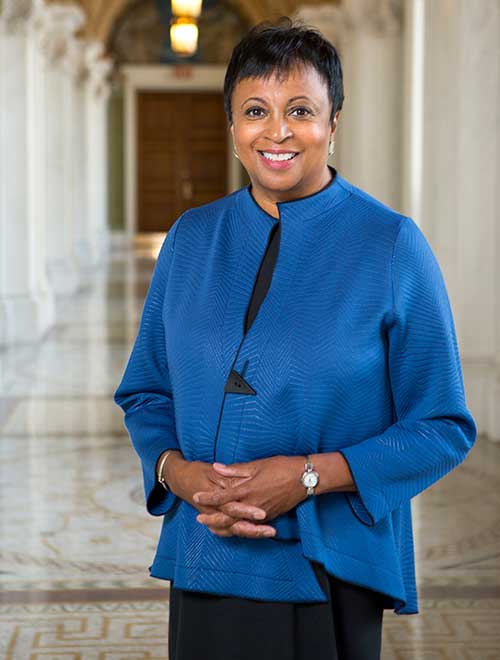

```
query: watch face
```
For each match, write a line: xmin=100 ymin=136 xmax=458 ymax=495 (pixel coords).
xmin=303 ymin=471 xmax=318 ymax=488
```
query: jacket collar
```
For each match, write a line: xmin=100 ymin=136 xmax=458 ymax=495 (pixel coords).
xmin=237 ymin=165 xmax=349 ymax=226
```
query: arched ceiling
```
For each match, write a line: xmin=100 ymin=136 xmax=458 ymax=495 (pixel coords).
xmin=48 ymin=0 xmax=338 ymax=43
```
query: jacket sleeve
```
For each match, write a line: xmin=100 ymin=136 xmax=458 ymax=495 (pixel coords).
xmin=337 ymin=216 xmax=477 ymax=527
xmin=114 ymin=214 xmax=185 ymax=517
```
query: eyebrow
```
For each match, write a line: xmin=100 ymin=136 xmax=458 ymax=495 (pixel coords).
xmin=241 ymin=95 xmax=317 ymax=108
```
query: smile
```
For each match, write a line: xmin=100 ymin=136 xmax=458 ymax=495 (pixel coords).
xmin=258 ymin=151 xmax=298 ymax=161
xmin=257 ymin=150 xmax=300 ymax=170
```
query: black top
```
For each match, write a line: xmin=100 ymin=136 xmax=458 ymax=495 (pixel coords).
xmin=243 ymin=219 xmax=281 ymax=336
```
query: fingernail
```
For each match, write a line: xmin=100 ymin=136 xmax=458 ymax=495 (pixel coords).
xmin=253 ymin=511 xmax=265 ymax=519
xmin=264 ymin=529 xmax=275 ymax=536
xmin=193 ymin=494 xmax=200 ymax=503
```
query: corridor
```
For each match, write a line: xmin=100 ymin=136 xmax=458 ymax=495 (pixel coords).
xmin=0 ymin=239 xmax=498 ymax=658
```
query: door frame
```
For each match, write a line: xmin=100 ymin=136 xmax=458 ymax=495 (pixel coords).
xmin=122 ymin=64 xmax=240 ymax=241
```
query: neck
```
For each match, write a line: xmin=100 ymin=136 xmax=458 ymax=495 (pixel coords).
xmin=250 ymin=166 xmax=334 ymax=219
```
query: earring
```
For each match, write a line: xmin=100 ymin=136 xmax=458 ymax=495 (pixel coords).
xmin=232 ymin=145 xmax=240 ymax=160
xmin=328 ymin=139 xmax=335 ymax=157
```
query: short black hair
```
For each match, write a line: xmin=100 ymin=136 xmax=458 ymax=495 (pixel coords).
xmin=223 ymin=16 xmax=344 ymax=126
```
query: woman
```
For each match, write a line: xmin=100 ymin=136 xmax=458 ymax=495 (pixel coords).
xmin=114 ymin=17 xmax=477 ymax=660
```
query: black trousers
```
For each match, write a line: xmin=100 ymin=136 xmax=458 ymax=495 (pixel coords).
xmin=168 ymin=561 xmax=385 ymax=660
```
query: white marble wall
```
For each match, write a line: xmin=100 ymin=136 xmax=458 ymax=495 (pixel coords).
xmin=297 ymin=0 xmax=500 ymax=441
xmin=0 ymin=0 xmax=112 ymax=346
xmin=416 ymin=0 xmax=500 ymax=442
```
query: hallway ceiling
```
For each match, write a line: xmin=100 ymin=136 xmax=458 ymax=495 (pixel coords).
xmin=48 ymin=0 xmax=339 ymax=43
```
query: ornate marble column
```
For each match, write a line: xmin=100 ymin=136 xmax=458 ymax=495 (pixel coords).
xmin=35 ymin=3 xmax=87 ymax=295
xmin=0 ymin=1 xmax=56 ymax=346
xmin=296 ymin=0 xmax=404 ymax=210
xmin=84 ymin=41 xmax=112 ymax=268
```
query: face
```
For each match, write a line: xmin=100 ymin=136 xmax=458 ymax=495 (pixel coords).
xmin=230 ymin=62 xmax=340 ymax=212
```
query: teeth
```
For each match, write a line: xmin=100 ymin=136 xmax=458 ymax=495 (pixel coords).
xmin=261 ymin=151 xmax=297 ymax=161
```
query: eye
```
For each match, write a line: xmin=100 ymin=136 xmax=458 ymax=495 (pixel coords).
xmin=245 ymin=107 xmax=266 ymax=118
xmin=290 ymin=106 xmax=312 ymax=117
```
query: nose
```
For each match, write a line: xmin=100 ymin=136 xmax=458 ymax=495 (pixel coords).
xmin=265 ymin=114 xmax=293 ymax=143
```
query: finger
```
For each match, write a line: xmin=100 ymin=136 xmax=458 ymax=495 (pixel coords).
xmin=213 ymin=462 xmax=253 ymax=477
xmin=230 ymin=520 xmax=276 ymax=538
xmin=208 ymin=526 xmax=234 ymax=537
xmin=196 ymin=511 xmax=235 ymax=528
xmin=194 ymin=486 xmax=250 ymax=507
xmin=220 ymin=502 xmax=266 ymax=521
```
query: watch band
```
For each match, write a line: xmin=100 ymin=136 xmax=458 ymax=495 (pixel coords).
xmin=301 ymin=454 xmax=319 ymax=496
xmin=305 ymin=455 xmax=314 ymax=496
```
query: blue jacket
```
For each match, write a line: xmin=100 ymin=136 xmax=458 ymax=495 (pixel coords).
xmin=114 ymin=168 xmax=477 ymax=615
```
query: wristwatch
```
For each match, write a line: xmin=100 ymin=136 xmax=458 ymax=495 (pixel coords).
xmin=300 ymin=455 xmax=319 ymax=496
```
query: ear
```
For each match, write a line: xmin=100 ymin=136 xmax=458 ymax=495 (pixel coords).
xmin=331 ymin=111 xmax=340 ymax=139
xmin=230 ymin=123 xmax=235 ymax=140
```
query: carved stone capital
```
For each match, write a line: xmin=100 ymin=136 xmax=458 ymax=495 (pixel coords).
xmin=85 ymin=41 xmax=113 ymax=99
xmin=298 ymin=0 xmax=403 ymax=39
xmin=30 ymin=2 xmax=86 ymax=68
xmin=0 ymin=0 xmax=41 ymax=33
xmin=85 ymin=39 xmax=105 ymax=66
xmin=86 ymin=41 xmax=113 ymax=98
xmin=60 ymin=35 xmax=87 ymax=80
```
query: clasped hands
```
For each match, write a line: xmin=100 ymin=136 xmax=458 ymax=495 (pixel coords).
xmin=172 ymin=454 xmax=307 ymax=539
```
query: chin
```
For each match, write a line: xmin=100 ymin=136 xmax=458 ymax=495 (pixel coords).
xmin=251 ymin=168 xmax=303 ymax=192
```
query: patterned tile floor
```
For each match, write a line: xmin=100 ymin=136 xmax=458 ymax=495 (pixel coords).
xmin=0 ymin=239 xmax=498 ymax=659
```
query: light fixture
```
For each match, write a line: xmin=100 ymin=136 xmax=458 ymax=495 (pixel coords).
xmin=171 ymin=0 xmax=202 ymax=19
xmin=170 ymin=17 xmax=199 ymax=57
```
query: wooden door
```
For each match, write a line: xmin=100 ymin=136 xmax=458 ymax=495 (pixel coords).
xmin=137 ymin=91 xmax=228 ymax=233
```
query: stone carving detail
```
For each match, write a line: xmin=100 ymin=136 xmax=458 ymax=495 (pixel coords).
xmin=60 ymin=35 xmax=87 ymax=80
xmin=30 ymin=3 xmax=86 ymax=68
xmin=298 ymin=0 xmax=403 ymax=38
xmin=0 ymin=0 xmax=40 ymax=31
xmin=342 ymin=0 xmax=402 ymax=35
xmin=85 ymin=40 xmax=113 ymax=99
xmin=10 ymin=2 xmax=114 ymax=88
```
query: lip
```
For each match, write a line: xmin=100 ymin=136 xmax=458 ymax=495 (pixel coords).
xmin=257 ymin=149 xmax=300 ymax=170
xmin=258 ymin=149 xmax=299 ymax=154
